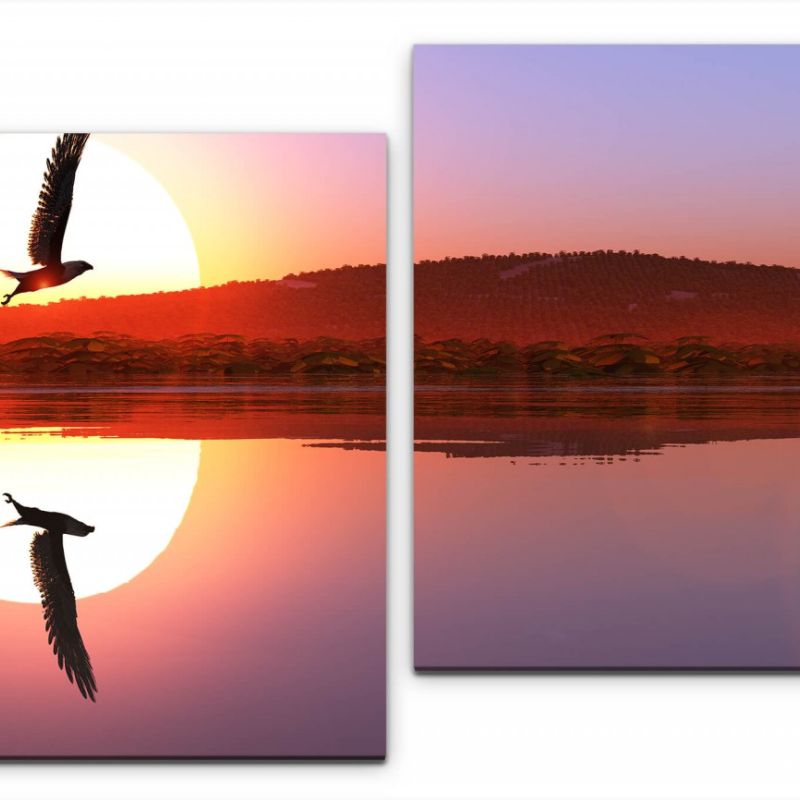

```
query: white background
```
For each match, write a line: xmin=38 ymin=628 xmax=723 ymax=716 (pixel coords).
xmin=2 ymin=1 xmax=800 ymax=798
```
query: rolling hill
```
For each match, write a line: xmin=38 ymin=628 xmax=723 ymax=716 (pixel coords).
xmin=0 ymin=263 xmax=385 ymax=341
xmin=5 ymin=249 xmax=798 ymax=347
xmin=414 ymin=250 xmax=800 ymax=344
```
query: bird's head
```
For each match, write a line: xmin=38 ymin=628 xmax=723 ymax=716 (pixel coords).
xmin=77 ymin=261 xmax=94 ymax=274
xmin=64 ymin=518 xmax=95 ymax=537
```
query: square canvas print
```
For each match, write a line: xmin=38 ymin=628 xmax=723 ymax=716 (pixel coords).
xmin=414 ymin=44 xmax=800 ymax=669
xmin=0 ymin=133 xmax=386 ymax=756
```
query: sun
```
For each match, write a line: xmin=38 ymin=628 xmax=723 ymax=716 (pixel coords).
xmin=0 ymin=434 xmax=200 ymax=603
xmin=0 ymin=134 xmax=200 ymax=305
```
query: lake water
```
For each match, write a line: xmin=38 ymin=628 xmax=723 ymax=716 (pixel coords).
xmin=0 ymin=379 xmax=385 ymax=757
xmin=415 ymin=378 xmax=800 ymax=669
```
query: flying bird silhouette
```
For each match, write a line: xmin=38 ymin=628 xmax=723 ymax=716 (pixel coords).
xmin=1 ymin=133 xmax=93 ymax=306
xmin=2 ymin=492 xmax=97 ymax=701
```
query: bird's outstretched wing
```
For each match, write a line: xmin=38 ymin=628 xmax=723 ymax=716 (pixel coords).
xmin=27 ymin=133 xmax=90 ymax=268
xmin=30 ymin=531 xmax=97 ymax=701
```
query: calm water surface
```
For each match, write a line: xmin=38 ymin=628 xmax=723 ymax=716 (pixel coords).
xmin=0 ymin=380 xmax=385 ymax=757
xmin=415 ymin=378 xmax=800 ymax=669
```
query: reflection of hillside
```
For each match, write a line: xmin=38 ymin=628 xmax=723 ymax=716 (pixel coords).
xmin=416 ymin=250 xmax=800 ymax=343
xmin=415 ymin=382 xmax=800 ymax=458
xmin=0 ymin=381 xmax=384 ymax=441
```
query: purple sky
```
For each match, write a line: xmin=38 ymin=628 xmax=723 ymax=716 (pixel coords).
xmin=414 ymin=45 xmax=800 ymax=267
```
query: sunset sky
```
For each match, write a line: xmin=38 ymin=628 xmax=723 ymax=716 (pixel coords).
xmin=0 ymin=133 xmax=385 ymax=304
xmin=105 ymin=134 xmax=387 ymax=284
xmin=414 ymin=45 xmax=800 ymax=267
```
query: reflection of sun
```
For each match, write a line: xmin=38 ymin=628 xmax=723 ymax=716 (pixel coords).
xmin=0 ymin=434 xmax=200 ymax=603
xmin=0 ymin=134 xmax=200 ymax=304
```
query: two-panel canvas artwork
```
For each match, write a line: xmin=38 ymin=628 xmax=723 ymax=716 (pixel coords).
xmin=1 ymin=44 xmax=798 ymax=758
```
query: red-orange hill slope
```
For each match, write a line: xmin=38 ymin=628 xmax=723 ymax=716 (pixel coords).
xmin=0 ymin=263 xmax=386 ymax=340
xmin=4 ymin=251 xmax=800 ymax=345
xmin=415 ymin=250 xmax=800 ymax=344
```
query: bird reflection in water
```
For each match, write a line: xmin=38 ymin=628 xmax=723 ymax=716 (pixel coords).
xmin=2 ymin=493 xmax=97 ymax=702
